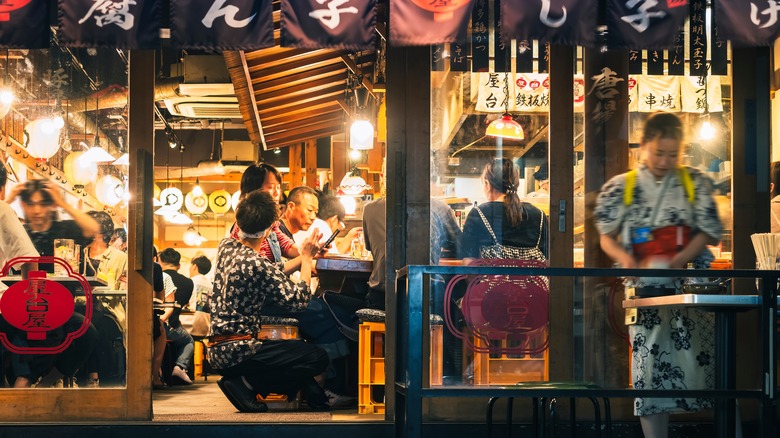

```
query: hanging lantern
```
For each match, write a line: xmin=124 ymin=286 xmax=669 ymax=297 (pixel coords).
xmin=182 ymin=226 xmax=201 ymax=246
xmin=95 ymin=175 xmax=124 ymax=207
xmin=337 ymin=171 xmax=372 ymax=197
xmin=231 ymin=190 xmax=241 ymax=211
xmin=184 ymin=191 xmax=208 ymax=215
xmin=63 ymin=151 xmax=98 ymax=189
xmin=24 ymin=118 xmax=62 ymax=160
xmin=0 ymin=87 xmax=14 ymax=119
xmin=0 ymin=271 xmax=75 ymax=342
xmin=209 ymin=189 xmax=231 ymax=215
xmin=159 ymin=187 xmax=184 ymax=211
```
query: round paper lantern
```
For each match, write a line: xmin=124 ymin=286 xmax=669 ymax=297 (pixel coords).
xmin=159 ymin=187 xmax=184 ymax=211
xmin=25 ymin=118 xmax=62 ymax=160
xmin=95 ymin=175 xmax=124 ymax=207
xmin=185 ymin=191 xmax=208 ymax=215
xmin=64 ymin=151 xmax=98 ymax=188
xmin=208 ymin=189 xmax=231 ymax=214
xmin=231 ymin=190 xmax=241 ymax=211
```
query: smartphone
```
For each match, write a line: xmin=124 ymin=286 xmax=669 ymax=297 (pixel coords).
xmin=320 ymin=229 xmax=340 ymax=251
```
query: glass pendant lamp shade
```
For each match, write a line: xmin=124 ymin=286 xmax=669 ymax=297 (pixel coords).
xmin=0 ymin=88 xmax=14 ymax=118
xmin=349 ymin=119 xmax=374 ymax=150
xmin=25 ymin=118 xmax=62 ymax=160
xmin=81 ymin=145 xmax=115 ymax=163
xmin=486 ymin=113 xmax=524 ymax=140
xmin=95 ymin=174 xmax=124 ymax=206
xmin=183 ymin=226 xmax=201 ymax=246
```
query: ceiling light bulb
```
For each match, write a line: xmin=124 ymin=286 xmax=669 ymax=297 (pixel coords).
xmin=192 ymin=178 xmax=203 ymax=197
xmin=699 ymin=120 xmax=716 ymax=140
xmin=349 ymin=149 xmax=362 ymax=160
xmin=350 ymin=119 xmax=374 ymax=150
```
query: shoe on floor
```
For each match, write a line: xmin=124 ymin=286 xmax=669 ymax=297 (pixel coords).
xmin=300 ymin=379 xmax=330 ymax=411
xmin=217 ymin=377 xmax=268 ymax=413
xmin=171 ymin=365 xmax=192 ymax=384
xmin=324 ymin=389 xmax=357 ymax=408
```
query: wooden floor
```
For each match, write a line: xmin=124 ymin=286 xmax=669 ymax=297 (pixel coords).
xmin=153 ymin=375 xmax=384 ymax=423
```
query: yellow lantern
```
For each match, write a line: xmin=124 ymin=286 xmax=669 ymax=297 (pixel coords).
xmin=185 ymin=191 xmax=208 ymax=215
xmin=95 ymin=175 xmax=124 ymax=207
xmin=208 ymin=189 xmax=231 ymax=214
xmin=64 ymin=151 xmax=98 ymax=189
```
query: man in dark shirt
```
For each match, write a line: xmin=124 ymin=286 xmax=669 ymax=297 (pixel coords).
xmin=158 ymin=247 xmax=195 ymax=384
xmin=6 ymin=179 xmax=100 ymax=387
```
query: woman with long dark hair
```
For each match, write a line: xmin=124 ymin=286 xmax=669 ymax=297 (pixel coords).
xmin=459 ymin=157 xmax=548 ymax=262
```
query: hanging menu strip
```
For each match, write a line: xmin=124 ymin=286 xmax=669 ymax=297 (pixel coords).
xmin=647 ymin=49 xmax=665 ymax=75
xmin=689 ymin=0 xmax=707 ymax=77
xmin=431 ymin=44 xmax=445 ymax=71
xmin=471 ymin=0 xmax=489 ymax=72
xmin=538 ymin=42 xmax=549 ymax=74
xmin=668 ymin=29 xmax=685 ymax=76
xmin=710 ymin=1 xmax=727 ymax=76
xmin=450 ymin=43 xmax=469 ymax=72
xmin=628 ymin=50 xmax=643 ymax=75
xmin=516 ymin=40 xmax=534 ymax=73
xmin=493 ymin=0 xmax=507 ymax=72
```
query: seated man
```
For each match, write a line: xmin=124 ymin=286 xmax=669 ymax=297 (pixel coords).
xmin=209 ymin=190 xmax=329 ymax=412
xmin=293 ymin=193 xmax=361 ymax=255
xmin=158 ymin=248 xmax=195 ymax=385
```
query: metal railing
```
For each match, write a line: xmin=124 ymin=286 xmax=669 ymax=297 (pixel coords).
xmin=394 ymin=265 xmax=778 ymax=437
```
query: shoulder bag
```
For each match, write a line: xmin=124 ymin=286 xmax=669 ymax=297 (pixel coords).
xmin=474 ymin=205 xmax=546 ymax=262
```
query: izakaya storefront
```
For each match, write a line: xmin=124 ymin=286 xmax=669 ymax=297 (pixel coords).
xmin=0 ymin=1 xmax=777 ymax=435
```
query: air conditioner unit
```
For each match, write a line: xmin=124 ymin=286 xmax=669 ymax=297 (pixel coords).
xmin=164 ymin=97 xmax=241 ymax=119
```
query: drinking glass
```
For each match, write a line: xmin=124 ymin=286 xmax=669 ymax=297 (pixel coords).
xmin=53 ymin=238 xmax=75 ymax=276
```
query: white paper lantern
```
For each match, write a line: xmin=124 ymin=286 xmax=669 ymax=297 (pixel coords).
xmin=185 ymin=191 xmax=208 ymax=215
xmin=25 ymin=118 xmax=62 ymax=160
xmin=64 ymin=151 xmax=98 ymax=188
xmin=95 ymin=175 xmax=124 ymax=207
xmin=159 ymin=187 xmax=184 ymax=211
xmin=231 ymin=190 xmax=241 ymax=211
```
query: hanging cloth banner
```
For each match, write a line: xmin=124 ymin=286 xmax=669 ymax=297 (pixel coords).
xmin=0 ymin=0 xmax=50 ymax=48
xmin=636 ymin=75 xmax=680 ymax=112
xmin=681 ymin=75 xmax=723 ymax=113
xmin=501 ymin=0 xmax=597 ymax=47
xmin=514 ymin=74 xmax=550 ymax=113
xmin=58 ymin=0 xmax=160 ymax=48
xmin=281 ymin=0 xmax=376 ymax=50
xmin=390 ymin=0 xmax=474 ymax=46
xmin=627 ymin=76 xmax=639 ymax=113
xmin=475 ymin=72 xmax=514 ymax=113
xmin=715 ymin=0 xmax=780 ymax=47
xmin=171 ymin=0 xmax=273 ymax=50
xmin=605 ymin=0 xmax=689 ymax=49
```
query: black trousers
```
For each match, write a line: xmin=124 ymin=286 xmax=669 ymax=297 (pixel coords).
xmin=216 ymin=339 xmax=329 ymax=397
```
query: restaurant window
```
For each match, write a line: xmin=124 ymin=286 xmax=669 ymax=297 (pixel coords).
xmin=0 ymin=46 xmax=130 ymax=390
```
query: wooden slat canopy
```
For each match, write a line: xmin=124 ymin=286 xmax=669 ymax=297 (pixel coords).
xmin=224 ymin=7 xmax=381 ymax=151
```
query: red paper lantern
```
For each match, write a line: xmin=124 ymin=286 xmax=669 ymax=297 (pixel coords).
xmin=0 ymin=271 xmax=73 ymax=341
xmin=0 ymin=1 xmax=32 ymax=22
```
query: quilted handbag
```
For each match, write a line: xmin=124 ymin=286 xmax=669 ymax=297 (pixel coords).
xmin=474 ymin=206 xmax=546 ymax=262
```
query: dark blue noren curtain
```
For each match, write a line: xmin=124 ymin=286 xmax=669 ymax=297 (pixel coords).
xmin=0 ymin=0 xmax=50 ymax=48
xmin=171 ymin=0 xmax=273 ymax=50
xmin=59 ymin=0 xmax=160 ymax=49
xmin=282 ymin=0 xmax=376 ymax=50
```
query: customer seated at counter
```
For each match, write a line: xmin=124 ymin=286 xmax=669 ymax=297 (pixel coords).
xmin=293 ymin=193 xmax=361 ymax=255
xmin=209 ymin=190 xmax=329 ymax=412
xmin=278 ymin=186 xmax=319 ymax=241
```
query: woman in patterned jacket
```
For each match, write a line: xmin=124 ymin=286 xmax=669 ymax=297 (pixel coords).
xmin=595 ymin=112 xmax=725 ymax=437
xmin=209 ymin=190 xmax=329 ymax=412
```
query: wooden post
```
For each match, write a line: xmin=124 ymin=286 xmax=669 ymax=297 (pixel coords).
xmin=332 ymin=140 xmax=348 ymax=191
xmin=289 ymin=142 xmax=303 ymax=187
xmin=305 ymin=139 xmax=317 ymax=188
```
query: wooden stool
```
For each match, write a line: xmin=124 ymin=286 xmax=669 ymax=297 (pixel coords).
xmin=254 ymin=316 xmax=301 ymax=410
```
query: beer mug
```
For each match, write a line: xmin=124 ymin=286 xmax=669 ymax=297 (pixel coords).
xmin=53 ymin=239 xmax=75 ymax=276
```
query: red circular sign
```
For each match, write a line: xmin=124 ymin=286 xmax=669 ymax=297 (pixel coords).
xmin=0 ymin=273 xmax=74 ymax=341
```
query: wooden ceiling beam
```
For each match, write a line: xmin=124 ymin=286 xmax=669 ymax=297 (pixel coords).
xmin=263 ymin=111 xmax=345 ymax=133
xmin=224 ymin=51 xmax=265 ymax=148
xmin=256 ymin=87 xmax=344 ymax=114
xmin=262 ymin=108 xmax=344 ymax=131
xmin=246 ymin=51 xmax=344 ymax=78
xmin=260 ymin=102 xmax=344 ymax=126
xmin=252 ymin=64 xmax=347 ymax=95
xmin=265 ymin=125 xmax=344 ymax=148
xmin=254 ymin=77 xmax=346 ymax=104
xmin=259 ymin=100 xmax=342 ymax=122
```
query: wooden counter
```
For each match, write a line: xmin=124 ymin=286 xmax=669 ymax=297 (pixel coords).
xmin=316 ymin=256 xmax=373 ymax=297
